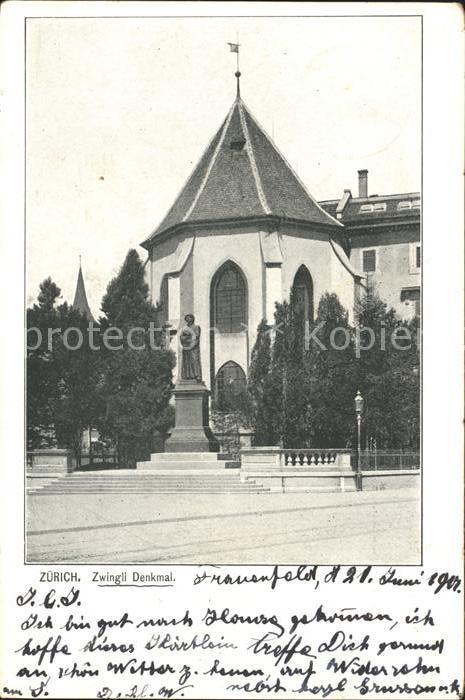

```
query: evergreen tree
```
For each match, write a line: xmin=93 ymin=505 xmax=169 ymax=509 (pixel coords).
xmin=247 ymin=288 xmax=420 ymax=452
xmin=26 ymin=278 xmax=101 ymax=456
xmin=52 ymin=303 xmax=102 ymax=460
xmin=280 ymin=290 xmax=312 ymax=448
xmin=265 ymin=302 xmax=287 ymax=444
xmin=354 ymin=291 xmax=419 ymax=448
xmin=97 ymin=249 xmax=175 ymax=466
xmin=27 ymin=278 xmax=62 ymax=447
xmin=306 ymin=293 xmax=356 ymax=447
xmin=248 ymin=294 xmax=312 ymax=448
xmin=247 ymin=320 xmax=274 ymax=445
xmin=101 ymin=249 xmax=156 ymax=332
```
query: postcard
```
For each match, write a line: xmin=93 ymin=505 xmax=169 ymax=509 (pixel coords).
xmin=1 ymin=2 xmax=463 ymax=698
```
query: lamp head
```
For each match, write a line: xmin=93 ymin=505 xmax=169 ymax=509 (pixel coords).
xmin=354 ymin=390 xmax=364 ymax=416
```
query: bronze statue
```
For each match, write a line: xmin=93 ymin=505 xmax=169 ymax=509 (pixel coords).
xmin=180 ymin=313 xmax=202 ymax=382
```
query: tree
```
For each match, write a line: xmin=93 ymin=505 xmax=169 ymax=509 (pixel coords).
xmin=248 ymin=293 xmax=312 ymax=448
xmin=52 ymin=304 xmax=102 ymax=461
xmin=96 ymin=249 xmax=176 ymax=466
xmin=354 ymin=291 xmax=420 ymax=448
xmin=247 ymin=320 xmax=275 ymax=445
xmin=279 ymin=290 xmax=313 ymax=448
xmin=27 ymin=278 xmax=62 ymax=447
xmin=247 ymin=287 xmax=420 ymax=451
xmin=26 ymin=278 xmax=101 ymax=456
xmin=307 ymin=293 xmax=356 ymax=447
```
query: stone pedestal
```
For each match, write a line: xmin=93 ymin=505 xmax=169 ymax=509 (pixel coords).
xmin=27 ymin=448 xmax=77 ymax=475
xmin=165 ymin=380 xmax=219 ymax=453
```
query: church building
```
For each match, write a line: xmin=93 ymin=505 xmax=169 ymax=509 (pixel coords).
xmin=141 ymin=91 xmax=364 ymax=399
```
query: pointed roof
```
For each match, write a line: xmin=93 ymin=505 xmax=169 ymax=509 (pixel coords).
xmin=142 ymin=98 xmax=341 ymax=247
xmin=72 ymin=265 xmax=96 ymax=323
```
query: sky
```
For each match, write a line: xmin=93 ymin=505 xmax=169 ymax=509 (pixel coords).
xmin=26 ymin=15 xmax=421 ymax=315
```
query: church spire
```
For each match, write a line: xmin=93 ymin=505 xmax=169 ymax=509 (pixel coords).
xmin=72 ymin=259 xmax=96 ymax=323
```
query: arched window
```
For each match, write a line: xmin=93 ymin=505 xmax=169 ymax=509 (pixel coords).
xmin=212 ymin=262 xmax=247 ymax=333
xmin=215 ymin=361 xmax=247 ymax=410
xmin=292 ymin=265 xmax=314 ymax=322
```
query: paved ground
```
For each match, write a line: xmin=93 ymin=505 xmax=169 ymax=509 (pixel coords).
xmin=26 ymin=487 xmax=421 ymax=564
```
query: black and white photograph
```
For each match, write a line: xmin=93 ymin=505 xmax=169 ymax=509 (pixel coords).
xmin=1 ymin=3 xmax=464 ymax=700
xmin=24 ymin=14 xmax=423 ymax=565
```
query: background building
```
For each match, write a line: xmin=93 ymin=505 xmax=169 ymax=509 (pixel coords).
xmin=320 ymin=169 xmax=421 ymax=319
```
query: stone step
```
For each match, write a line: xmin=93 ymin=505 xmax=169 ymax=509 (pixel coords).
xmin=31 ymin=490 xmax=269 ymax=496
xmin=28 ymin=473 xmax=268 ymax=494
xmin=30 ymin=484 xmax=268 ymax=494
xmin=70 ymin=469 xmax=242 ymax=476
xmin=149 ymin=452 xmax=230 ymax=462
xmin=30 ymin=486 xmax=265 ymax=490
xmin=53 ymin=482 xmax=246 ymax=487
xmin=137 ymin=460 xmax=239 ymax=471
xmin=30 ymin=477 xmax=259 ymax=485
xmin=26 ymin=465 xmax=271 ymax=495
xmin=53 ymin=474 xmax=246 ymax=482
xmin=32 ymin=484 xmax=262 ymax=490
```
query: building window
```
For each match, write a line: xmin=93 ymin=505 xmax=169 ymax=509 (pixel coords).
xmin=215 ymin=361 xmax=247 ymax=410
xmin=412 ymin=199 xmax=421 ymax=208
xmin=213 ymin=262 xmax=247 ymax=333
xmin=409 ymin=242 xmax=421 ymax=274
xmin=292 ymin=265 xmax=314 ymax=322
xmin=398 ymin=200 xmax=412 ymax=210
xmin=401 ymin=287 xmax=421 ymax=317
xmin=363 ymin=249 xmax=376 ymax=273
xmin=373 ymin=202 xmax=387 ymax=212
xmin=359 ymin=204 xmax=374 ymax=214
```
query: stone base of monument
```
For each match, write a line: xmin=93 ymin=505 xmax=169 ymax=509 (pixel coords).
xmin=137 ymin=452 xmax=240 ymax=471
xmin=163 ymin=380 xmax=220 ymax=453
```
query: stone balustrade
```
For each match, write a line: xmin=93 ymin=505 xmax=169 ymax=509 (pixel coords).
xmin=240 ymin=446 xmax=419 ymax=493
xmin=241 ymin=446 xmax=351 ymax=471
xmin=282 ymin=448 xmax=351 ymax=468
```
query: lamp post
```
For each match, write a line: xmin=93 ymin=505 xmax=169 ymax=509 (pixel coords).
xmin=354 ymin=390 xmax=364 ymax=491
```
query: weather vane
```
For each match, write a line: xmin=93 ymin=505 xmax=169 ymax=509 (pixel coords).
xmin=228 ymin=39 xmax=241 ymax=97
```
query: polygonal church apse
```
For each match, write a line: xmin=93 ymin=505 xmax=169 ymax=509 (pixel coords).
xmin=142 ymin=92 xmax=362 ymax=392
